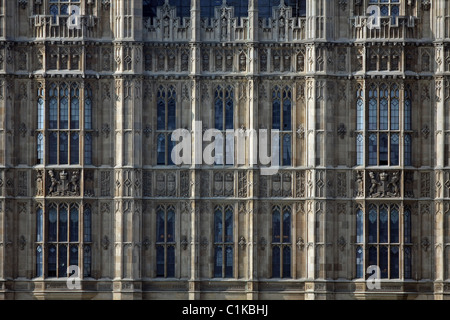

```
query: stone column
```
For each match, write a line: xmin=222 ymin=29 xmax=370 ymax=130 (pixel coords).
xmin=188 ymin=0 xmax=201 ymax=300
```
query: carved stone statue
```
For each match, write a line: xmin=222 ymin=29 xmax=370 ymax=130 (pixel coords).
xmin=356 ymin=171 xmax=364 ymax=197
xmin=369 ymin=171 xmax=401 ymax=198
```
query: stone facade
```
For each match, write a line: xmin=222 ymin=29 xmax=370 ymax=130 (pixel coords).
xmin=0 ymin=0 xmax=449 ymax=300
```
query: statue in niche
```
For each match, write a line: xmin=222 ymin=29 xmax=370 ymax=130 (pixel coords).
xmin=279 ymin=17 xmax=285 ymax=40
xmin=221 ymin=16 xmax=228 ymax=40
xmin=163 ymin=16 xmax=170 ymax=39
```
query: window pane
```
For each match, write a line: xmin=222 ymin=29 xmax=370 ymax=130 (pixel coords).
xmin=157 ymin=134 xmax=166 ymax=165
xmin=156 ymin=209 xmax=165 ymax=242
xmin=200 ymin=0 xmax=222 ymax=17
xmin=282 ymin=246 xmax=291 ymax=278
xmin=37 ymin=133 xmax=44 ymax=164
xmin=59 ymin=132 xmax=68 ymax=164
xmin=272 ymin=246 xmax=280 ymax=278
xmin=48 ymin=245 xmax=57 ymax=277
xmin=71 ymin=97 xmax=80 ymax=129
xmin=357 ymin=99 xmax=364 ymax=131
xmin=49 ymin=98 xmax=58 ymax=129
xmin=60 ymin=97 xmax=69 ymax=129
xmin=368 ymin=98 xmax=377 ymax=130
xmin=356 ymin=134 xmax=364 ymax=166
xmin=380 ymin=246 xmax=388 ymax=279
xmin=272 ymin=208 xmax=280 ymax=243
xmin=225 ymin=209 xmax=233 ymax=242
xmin=70 ymin=207 xmax=79 ymax=242
xmin=85 ymin=95 xmax=92 ymax=130
xmin=404 ymin=247 xmax=412 ymax=279
xmin=225 ymin=246 xmax=233 ymax=278
xmin=167 ymin=96 xmax=176 ymax=131
xmin=283 ymin=92 xmax=291 ymax=131
xmin=390 ymin=134 xmax=399 ymax=166
xmin=404 ymin=98 xmax=411 ymax=131
xmin=404 ymin=134 xmax=412 ymax=166
xmin=369 ymin=134 xmax=377 ymax=166
xmin=390 ymin=246 xmax=399 ymax=278
xmin=49 ymin=207 xmax=57 ymax=242
xmin=37 ymin=208 xmax=43 ymax=242
xmin=356 ymin=209 xmax=363 ymax=243
xmin=214 ymin=246 xmax=223 ymax=277
xmin=38 ymin=98 xmax=45 ymax=130
xmin=157 ymin=98 xmax=166 ymax=131
xmin=69 ymin=245 xmax=78 ymax=267
xmin=283 ymin=209 xmax=291 ymax=243
xmin=156 ymin=246 xmax=165 ymax=277
xmin=369 ymin=246 xmax=377 ymax=268
xmin=83 ymin=245 xmax=91 ymax=277
xmin=167 ymin=246 xmax=175 ymax=277
xmin=379 ymin=133 xmax=388 ymax=165
xmin=84 ymin=206 xmax=92 ymax=242
xmin=214 ymin=209 xmax=223 ymax=243
xmin=379 ymin=206 xmax=388 ymax=243
xmin=391 ymin=98 xmax=399 ymax=130
xmin=368 ymin=207 xmax=377 ymax=243
xmin=58 ymin=244 xmax=67 ymax=277
xmin=225 ymin=94 xmax=234 ymax=130
xmin=49 ymin=132 xmax=58 ymax=165
xmin=36 ymin=246 xmax=43 ymax=277
xmin=167 ymin=208 xmax=175 ymax=242
xmin=215 ymin=89 xmax=223 ymax=130
xmin=404 ymin=208 xmax=411 ymax=243
xmin=356 ymin=246 xmax=364 ymax=278
xmin=282 ymin=134 xmax=292 ymax=166
xmin=59 ymin=205 xmax=68 ymax=242
xmin=70 ymin=132 xmax=79 ymax=165
xmin=272 ymin=99 xmax=281 ymax=129
xmin=390 ymin=207 xmax=399 ymax=243
xmin=84 ymin=133 xmax=92 ymax=165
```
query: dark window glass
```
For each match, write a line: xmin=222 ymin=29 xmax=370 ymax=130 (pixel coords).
xmin=282 ymin=246 xmax=291 ymax=278
xmin=272 ymin=246 xmax=280 ymax=278
xmin=144 ymin=0 xmax=191 ymax=18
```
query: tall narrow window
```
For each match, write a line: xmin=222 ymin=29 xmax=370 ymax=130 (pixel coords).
xmin=43 ymin=82 xmax=92 ymax=165
xmin=363 ymin=84 xmax=408 ymax=166
xmin=272 ymin=206 xmax=291 ymax=278
xmin=38 ymin=203 xmax=86 ymax=278
xmin=358 ymin=204 xmax=405 ymax=280
xmin=213 ymin=85 xmax=234 ymax=165
xmin=156 ymin=86 xmax=177 ymax=165
xmin=272 ymin=86 xmax=292 ymax=166
xmin=214 ymin=206 xmax=234 ymax=278
xmin=156 ymin=205 xmax=176 ymax=278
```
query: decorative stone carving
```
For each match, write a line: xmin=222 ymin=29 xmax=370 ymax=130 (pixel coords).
xmin=297 ymin=237 xmax=305 ymax=251
xmin=181 ymin=236 xmax=188 ymax=250
xmin=338 ymin=236 xmax=346 ymax=252
xmin=239 ymin=236 xmax=247 ymax=250
xmin=142 ymin=237 xmax=151 ymax=250
xmin=368 ymin=171 xmax=400 ymax=198
xmin=18 ymin=0 xmax=28 ymax=10
xmin=355 ymin=171 xmax=364 ymax=197
xmin=101 ymin=236 xmax=110 ymax=250
xmin=48 ymin=170 xmax=80 ymax=196
xmin=337 ymin=123 xmax=346 ymax=139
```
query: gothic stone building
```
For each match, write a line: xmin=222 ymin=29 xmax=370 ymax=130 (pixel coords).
xmin=0 ymin=0 xmax=449 ymax=300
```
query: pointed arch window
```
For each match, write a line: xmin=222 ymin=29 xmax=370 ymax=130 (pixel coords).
xmin=272 ymin=85 xmax=292 ymax=166
xmin=156 ymin=85 xmax=177 ymax=165
xmin=358 ymin=83 xmax=411 ymax=167
xmin=144 ymin=0 xmax=191 ymax=18
xmin=355 ymin=204 xmax=411 ymax=280
xmin=271 ymin=205 xmax=291 ymax=278
xmin=214 ymin=205 xmax=234 ymax=278
xmin=35 ymin=203 xmax=92 ymax=278
xmin=156 ymin=205 xmax=176 ymax=277
xmin=37 ymin=82 xmax=93 ymax=166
